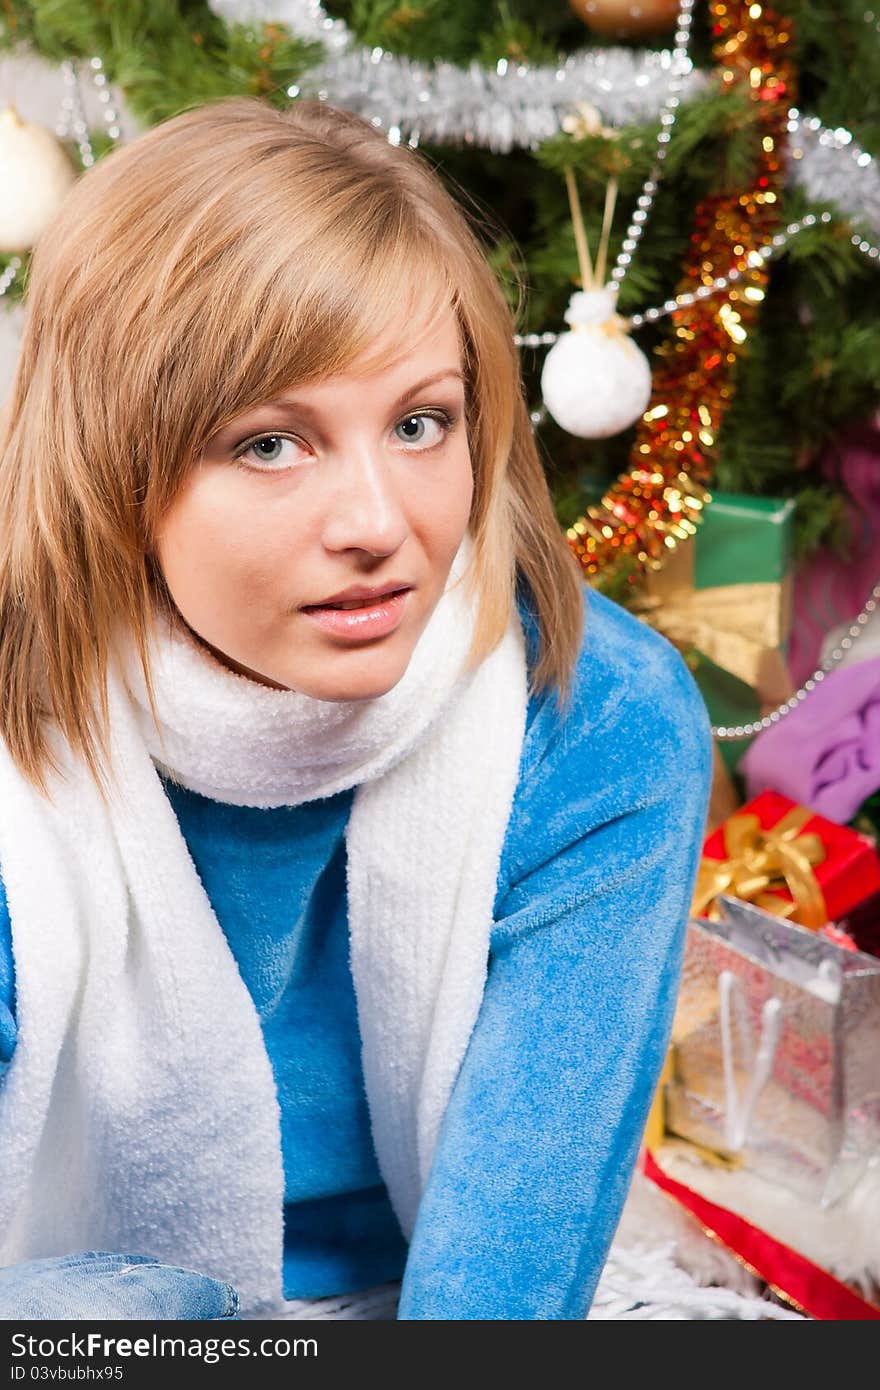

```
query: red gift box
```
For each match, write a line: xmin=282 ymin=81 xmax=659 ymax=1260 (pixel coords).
xmin=696 ymin=788 xmax=880 ymax=929
xmin=830 ymin=886 xmax=880 ymax=958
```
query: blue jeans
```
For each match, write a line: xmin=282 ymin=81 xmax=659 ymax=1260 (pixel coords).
xmin=0 ymin=1252 xmax=239 ymax=1320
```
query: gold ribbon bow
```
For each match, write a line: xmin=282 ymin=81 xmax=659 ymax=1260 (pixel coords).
xmin=691 ymin=804 xmax=829 ymax=929
xmin=630 ymin=534 xmax=793 ymax=700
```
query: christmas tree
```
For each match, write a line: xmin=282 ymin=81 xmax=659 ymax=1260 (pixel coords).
xmin=2 ymin=3 xmax=878 ymax=531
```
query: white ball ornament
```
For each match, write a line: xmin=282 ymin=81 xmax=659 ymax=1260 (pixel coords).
xmin=540 ymin=286 xmax=653 ymax=439
xmin=0 ymin=104 xmax=78 ymax=253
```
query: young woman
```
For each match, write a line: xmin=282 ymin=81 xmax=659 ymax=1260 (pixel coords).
xmin=0 ymin=95 xmax=712 ymax=1321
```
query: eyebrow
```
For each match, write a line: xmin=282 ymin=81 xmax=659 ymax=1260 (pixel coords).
xmin=223 ymin=369 xmax=466 ymax=434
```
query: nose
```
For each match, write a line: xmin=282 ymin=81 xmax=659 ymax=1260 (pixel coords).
xmin=320 ymin=442 xmax=409 ymax=557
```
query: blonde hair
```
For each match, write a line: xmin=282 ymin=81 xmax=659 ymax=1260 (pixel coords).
xmin=0 ymin=96 xmax=585 ymax=801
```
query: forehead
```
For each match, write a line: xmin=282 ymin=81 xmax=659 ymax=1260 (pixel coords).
xmin=340 ymin=296 xmax=462 ymax=378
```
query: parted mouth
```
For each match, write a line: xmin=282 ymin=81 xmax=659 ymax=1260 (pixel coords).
xmin=302 ymin=583 xmax=413 ymax=610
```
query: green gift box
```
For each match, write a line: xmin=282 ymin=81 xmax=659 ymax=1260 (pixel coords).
xmin=691 ymin=493 xmax=796 ymax=594
xmin=635 ymin=492 xmax=797 ymax=777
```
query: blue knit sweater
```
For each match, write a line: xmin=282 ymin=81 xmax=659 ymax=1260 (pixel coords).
xmin=0 ymin=585 xmax=713 ymax=1319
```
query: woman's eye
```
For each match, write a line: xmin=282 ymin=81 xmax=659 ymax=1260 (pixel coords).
xmin=237 ymin=434 xmax=305 ymax=470
xmin=394 ymin=412 xmax=452 ymax=448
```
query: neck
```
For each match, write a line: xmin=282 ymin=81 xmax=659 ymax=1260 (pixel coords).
xmin=176 ymin=615 xmax=293 ymax=693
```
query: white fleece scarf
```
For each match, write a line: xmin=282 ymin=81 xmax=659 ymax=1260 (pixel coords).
xmin=0 ymin=531 xmax=528 ymax=1317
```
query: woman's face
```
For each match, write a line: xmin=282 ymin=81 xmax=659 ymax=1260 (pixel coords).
xmin=153 ymin=303 xmax=474 ymax=700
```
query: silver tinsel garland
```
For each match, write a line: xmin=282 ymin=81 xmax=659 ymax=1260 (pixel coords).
xmin=787 ymin=112 xmax=880 ymax=240
xmin=204 ymin=0 xmax=880 ymax=236
xmin=290 ymin=47 xmax=704 ymax=153
xmin=207 ymin=0 xmax=706 ymax=149
xmin=207 ymin=0 xmax=351 ymax=55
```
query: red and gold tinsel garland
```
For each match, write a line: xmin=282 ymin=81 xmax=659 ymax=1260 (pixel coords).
xmin=566 ymin=1 xmax=795 ymax=586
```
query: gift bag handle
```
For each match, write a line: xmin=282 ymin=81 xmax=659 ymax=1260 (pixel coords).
xmin=719 ymin=970 xmax=782 ymax=1152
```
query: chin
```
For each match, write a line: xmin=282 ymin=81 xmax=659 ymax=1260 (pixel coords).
xmin=311 ymin=674 xmax=407 ymax=703
xmin=296 ymin=653 xmax=410 ymax=703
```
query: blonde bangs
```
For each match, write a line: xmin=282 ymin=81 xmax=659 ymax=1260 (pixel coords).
xmin=184 ymin=232 xmax=465 ymax=462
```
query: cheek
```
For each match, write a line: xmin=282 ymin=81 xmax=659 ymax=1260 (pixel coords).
xmin=419 ymin=443 xmax=474 ymax=547
xmin=155 ymin=477 xmax=283 ymax=608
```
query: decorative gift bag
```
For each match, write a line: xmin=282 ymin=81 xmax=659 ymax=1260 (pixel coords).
xmin=665 ymin=895 xmax=880 ymax=1208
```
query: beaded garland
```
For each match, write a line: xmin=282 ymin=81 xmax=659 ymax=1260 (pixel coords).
xmin=566 ymin=0 xmax=795 ymax=587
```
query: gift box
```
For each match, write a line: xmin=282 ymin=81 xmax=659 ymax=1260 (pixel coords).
xmin=831 ymin=887 xmax=880 ymax=960
xmin=693 ymin=788 xmax=880 ymax=930
xmin=663 ymin=896 xmax=880 ymax=1207
xmin=632 ymin=491 xmax=797 ymax=775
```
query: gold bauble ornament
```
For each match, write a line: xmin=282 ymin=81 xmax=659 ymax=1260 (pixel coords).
xmin=568 ymin=0 xmax=680 ymax=37
xmin=0 ymin=105 xmax=78 ymax=253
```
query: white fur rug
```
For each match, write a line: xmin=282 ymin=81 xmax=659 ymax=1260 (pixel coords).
xmin=248 ymin=1241 xmax=800 ymax=1321
xmin=625 ymin=1145 xmax=880 ymax=1307
xmin=587 ymin=1240 xmax=801 ymax=1319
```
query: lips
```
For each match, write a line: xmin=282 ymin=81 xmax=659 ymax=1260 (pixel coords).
xmin=317 ymin=593 xmax=400 ymax=611
xmin=303 ymin=586 xmax=410 ymax=611
xmin=301 ymin=587 xmax=412 ymax=641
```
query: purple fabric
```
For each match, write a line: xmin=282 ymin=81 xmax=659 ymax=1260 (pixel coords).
xmin=741 ymin=654 xmax=880 ymax=824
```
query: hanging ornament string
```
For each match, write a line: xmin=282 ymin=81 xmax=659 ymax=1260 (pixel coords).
xmin=607 ymin=0 xmax=695 ymax=294
xmin=56 ymin=56 xmax=123 ymax=167
xmin=515 ymin=209 xmax=848 ymax=362
xmin=565 ymin=0 xmax=796 ymax=586
xmin=536 ymin=1 xmax=695 ymax=442
xmin=540 ymin=165 xmax=654 ymax=439
xmin=565 ymin=164 xmax=597 ymax=293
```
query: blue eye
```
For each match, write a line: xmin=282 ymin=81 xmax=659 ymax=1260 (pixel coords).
xmin=234 ymin=434 xmax=306 ymax=471
xmin=394 ymin=408 xmax=450 ymax=447
xmin=250 ymin=433 xmax=280 ymax=461
xmin=248 ymin=435 xmax=297 ymax=465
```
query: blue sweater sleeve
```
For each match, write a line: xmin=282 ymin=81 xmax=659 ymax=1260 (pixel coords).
xmin=396 ymin=589 xmax=714 ymax=1319
xmin=0 ymin=866 xmax=17 ymax=1068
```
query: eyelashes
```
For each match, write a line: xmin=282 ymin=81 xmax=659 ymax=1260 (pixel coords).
xmin=393 ymin=409 xmax=456 ymax=448
xmin=232 ymin=408 xmax=460 ymax=474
